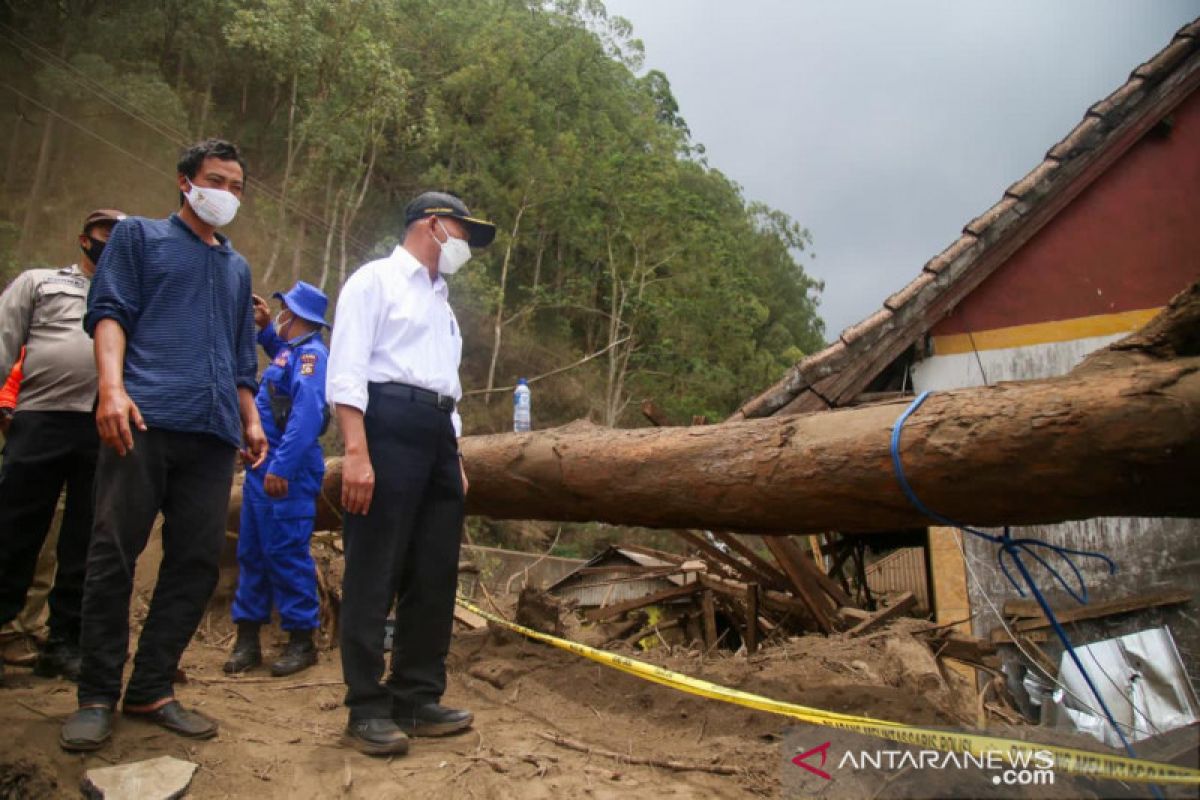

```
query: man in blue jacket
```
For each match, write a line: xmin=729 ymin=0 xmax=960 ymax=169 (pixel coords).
xmin=225 ymin=281 xmax=329 ymax=678
xmin=61 ymin=138 xmax=267 ymax=752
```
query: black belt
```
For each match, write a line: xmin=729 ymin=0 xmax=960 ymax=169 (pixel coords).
xmin=371 ymin=382 xmax=456 ymax=413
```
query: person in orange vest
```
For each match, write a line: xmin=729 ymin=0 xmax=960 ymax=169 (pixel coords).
xmin=0 ymin=209 xmax=126 ymax=687
xmin=0 ymin=347 xmax=22 ymax=434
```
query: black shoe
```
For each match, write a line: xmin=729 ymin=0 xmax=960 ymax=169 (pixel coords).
xmin=393 ymin=703 xmax=474 ymax=737
xmin=342 ymin=718 xmax=410 ymax=756
xmin=33 ymin=640 xmax=81 ymax=682
xmin=123 ymin=699 xmax=218 ymax=739
xmin=270 ymin=630 xmax=317 ymax=677
xmin=223 ymin=622 xmax=262 ymax=674
xmin=60 ymin=706 xmax=113 ymax=751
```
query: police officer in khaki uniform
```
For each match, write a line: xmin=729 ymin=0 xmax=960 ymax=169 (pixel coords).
xmin=0 ymin=208 xmax=125 ymax=685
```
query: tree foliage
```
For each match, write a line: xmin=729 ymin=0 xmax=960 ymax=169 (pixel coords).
xmin=0 ymin=0 xmax=825 ymax=430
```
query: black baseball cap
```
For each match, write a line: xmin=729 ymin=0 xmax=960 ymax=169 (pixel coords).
xmin=404 ymin=191 xmax=496 ymax=248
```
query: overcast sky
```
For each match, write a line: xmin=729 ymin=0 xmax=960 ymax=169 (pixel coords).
xmin=602 ymin=0 xmax=1199 ymax=339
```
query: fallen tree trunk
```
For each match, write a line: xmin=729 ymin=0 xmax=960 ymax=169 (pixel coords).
xmin=232 ymin=359 xmax=1200 ymax=535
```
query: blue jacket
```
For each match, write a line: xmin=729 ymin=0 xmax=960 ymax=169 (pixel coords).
xmin=85 ymin=215 xmax=257 ymax=448
xmin=256 ymin=324 xmax=328 ymax=481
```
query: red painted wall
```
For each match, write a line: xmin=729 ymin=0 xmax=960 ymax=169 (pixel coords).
xmin=934 ymin=86 xmax=1200 ymax=337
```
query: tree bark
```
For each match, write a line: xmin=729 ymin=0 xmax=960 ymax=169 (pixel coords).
xmin=229 ymin=359 xmax=1200 ymax=536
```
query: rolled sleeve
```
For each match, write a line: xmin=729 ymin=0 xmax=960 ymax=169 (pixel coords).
xmin=84 ymin=219 xmax=142 ymax=336
xmin=326 ymin=271 xmax=375 ymax=412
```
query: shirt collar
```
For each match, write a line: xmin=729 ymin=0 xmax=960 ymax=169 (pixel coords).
xmin=169 ymin=213 xmax=232 ymax=252
xmin=390 ymin=245 xmax=448 ymax=297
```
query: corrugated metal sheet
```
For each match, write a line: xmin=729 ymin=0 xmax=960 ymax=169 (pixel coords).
xmin=545 ymin=546 xmax=695 ymax=608
xmin=555 ymin=577 xmax=686 ymax=607
xmin=865 ymin=547 xmax=929 ymax=612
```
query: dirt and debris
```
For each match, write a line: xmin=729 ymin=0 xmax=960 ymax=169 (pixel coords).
xmin=3 ymin=542 xmax=1189 ymax=798
xmin=0 ymin=587 xmax=988 ymax=799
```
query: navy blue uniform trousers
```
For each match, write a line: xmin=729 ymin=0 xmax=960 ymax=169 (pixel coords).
xmin=340 ymin=384 xmax=463 ymax=721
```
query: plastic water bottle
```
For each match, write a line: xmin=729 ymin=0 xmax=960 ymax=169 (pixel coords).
xmin=513 ymin=378 xmax=531 ymax=432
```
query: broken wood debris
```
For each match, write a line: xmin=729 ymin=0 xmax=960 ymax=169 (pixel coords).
xmin=534 ymin=530 xmax=927 ymax=654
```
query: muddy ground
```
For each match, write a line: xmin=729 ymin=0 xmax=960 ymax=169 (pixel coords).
xmin=2 ymin=569 xmax=1188 ymax=800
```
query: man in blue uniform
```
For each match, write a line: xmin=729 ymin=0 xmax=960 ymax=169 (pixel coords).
xmin=225 ymin=281 xmax=329 ymax=678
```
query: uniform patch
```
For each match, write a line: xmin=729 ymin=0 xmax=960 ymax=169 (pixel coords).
xmin=274 ymin=352 xmax=289 ymax=367
xmin=299 ymin=352 xmax=318 ymax=376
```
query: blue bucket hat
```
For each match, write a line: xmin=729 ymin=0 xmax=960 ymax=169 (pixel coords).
xmin=272 ymin=281 xmax=330 ymax=328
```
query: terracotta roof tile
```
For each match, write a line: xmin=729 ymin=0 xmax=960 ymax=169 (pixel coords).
xmin=923 ymin=234 xmax=977 ymax=275
xmin=883 ymin=271 xmax=936 ymax=312
xmin=797 ymin=340 xmax=849 ymax=381
xmin=963 ymin=196 xmax=1020 ymax=237
xmin=1088 ymin=77 xmax=1147 ymax=120
xmin=839 ymin=306 xmax=894 ymax=348
xmin=1004 ymin=159 xmax=1062 ymax=200
xmin=1046 ymin=115 xmax=1106 ymax=161
xmin=1133 ymin=35 xmax=1196 ymax=81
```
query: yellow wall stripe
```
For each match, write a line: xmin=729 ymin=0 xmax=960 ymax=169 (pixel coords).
xmin=932 ymin=307 xmax=1162 ymax=356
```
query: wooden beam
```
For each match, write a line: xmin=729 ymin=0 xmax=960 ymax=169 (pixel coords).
xmin=745 ymin=583 xmax=760 ymax=654
xmin=697 ymin=573 xmax=814 ymax=620
xmin=614 ymin=543 xmax=686 ymax=564
xmin=701 ymin=591 xmax=717 ymax=649
xmin=583 ymin=583 xmax=698 ymax=623
xmin=763 ymin=537 xmax=835 ymax=633
xmin=847 ymin=592 xmax=916 ymax=637
xmin=453 ymin=605 xmax=487 ymax=629
xmin=675 ymin=530 xmax=782 ymax=589
xmin=798 ymin=547 xmax=854 ymax=607
xmin=710 ymin=532 xmax=790 ymax=590
xmin=1002 ymin=589 xmax=1191 ymax=628
xmin=989 ymin=627 xmax=1053 ymax=645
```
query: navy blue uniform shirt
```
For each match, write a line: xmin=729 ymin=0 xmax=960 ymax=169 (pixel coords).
xmin=84 ymin=214 xmax=257 ymax=449
xmin=255 ymin=324 xmax=328 ymax=481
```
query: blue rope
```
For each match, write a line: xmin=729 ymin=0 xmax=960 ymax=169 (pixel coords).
xmin=890 ymin=391 xmax=1162 ymax=798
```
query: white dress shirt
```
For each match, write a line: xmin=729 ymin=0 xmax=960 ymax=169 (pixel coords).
xmin=327 ymin=245 xmax=464 ymax=436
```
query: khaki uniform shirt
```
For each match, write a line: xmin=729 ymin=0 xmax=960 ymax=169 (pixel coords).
xmin=0 ymin=265 xmax=97 ymax=412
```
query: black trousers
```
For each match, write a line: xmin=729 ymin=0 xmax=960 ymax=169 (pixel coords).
xmin=0 ymin=410 xmax=98 ymax=645
xmin=76 ymin=428 xmax=235 ymax=708
xmin=340 ymin=384 xmax=464 ymax=720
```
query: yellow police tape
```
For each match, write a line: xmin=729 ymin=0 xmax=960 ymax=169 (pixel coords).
xmin=458 ymin=598 xmax=1200 ymax=785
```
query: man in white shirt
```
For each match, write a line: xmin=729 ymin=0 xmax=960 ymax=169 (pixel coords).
xmin=327 ymin=191 xmax=494 ymax=756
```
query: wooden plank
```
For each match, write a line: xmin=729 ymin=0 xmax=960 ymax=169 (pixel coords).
xmin=676 ymin=530 xmax=782 ymax=589
xmin=764 ymin=536 xmax=835 ymax=633
xmin=701 ymin=591 xmax=717 ymax=649
xmin=745 ymin=583 xmax=760 ymax=654
xmin=847 ymin=592 xmax=916 ymax=637
xmin=615 ymin=543 xmax=686 ymax=565
xmin=1003 ymin=589 xmax=1191 ymax=628
xmin=583 ymin=583 xmax=698 ymax=623
xmin=453 ymin=604 xmax=487 ymax=629
xmin=798 ymin=548 xmax=854 ymax=607
xmin=933 ymin=634 xmax=997 ymax=663
xmin=698 ymin=573 xmax=812 ymax=619
xmin=710 ymin=532 xmax=791 ymax=590
xmin=989 ymin=626 xmax=1053 ymax=645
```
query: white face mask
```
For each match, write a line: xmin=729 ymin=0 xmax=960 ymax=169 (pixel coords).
xmin=434 ymin=219 xmax=472 ymax=275
xmin=185 ymin=179 xmax=240 ymax=228
xmin=274 ymin=310 xmax=293 ymax=340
